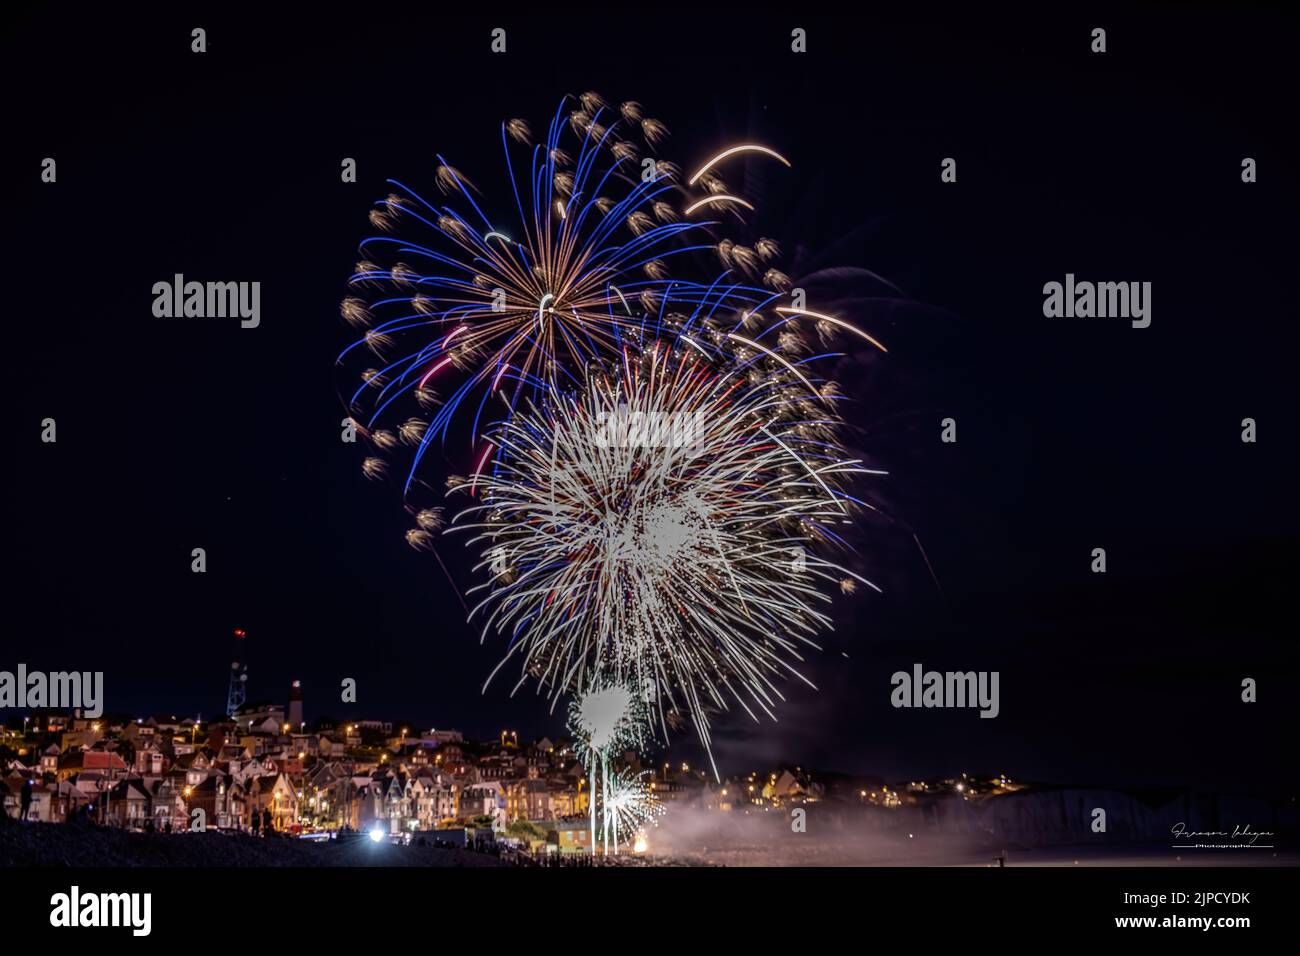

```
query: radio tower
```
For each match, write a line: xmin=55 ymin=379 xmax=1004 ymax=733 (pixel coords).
xmin=226 ymin=628 xmax=249 ymax=717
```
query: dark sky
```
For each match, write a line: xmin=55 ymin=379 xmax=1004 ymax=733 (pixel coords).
xmin=6 ymin=9 xmax=1297 ymax=793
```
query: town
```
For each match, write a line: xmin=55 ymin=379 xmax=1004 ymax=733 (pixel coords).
xmin=0 ymin=677 xmax=1032 ymax=860
xmin=4 ymin=678 xmax=1288 ymax=866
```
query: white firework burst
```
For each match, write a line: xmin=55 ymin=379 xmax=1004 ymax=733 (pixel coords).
xmin=568 ymin=683 xmax=648 ymax=756
xmin=567 ymin=681 xmax=651 ymax=858
xmin=599 ymin=767 xmax=662 ymax=855
xmin=455 ymin=343 xmax=881 ymax=776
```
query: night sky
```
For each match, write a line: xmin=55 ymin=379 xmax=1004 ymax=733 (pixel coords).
xmin=7 ymin=9 xmax=1297 ymax=793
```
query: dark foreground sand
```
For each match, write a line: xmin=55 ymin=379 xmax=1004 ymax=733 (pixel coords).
xmin=0 ymin=822 xmax=508 ymax=867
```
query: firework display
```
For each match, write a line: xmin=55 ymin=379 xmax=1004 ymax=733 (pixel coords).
xmin=598 ymin=766 xmax=662 ymax=855
xmin=568 ymin=683 xmax=650 ymax=757
xmin=566 ymin=683 xmax=656 ymax=855
xmin=457 ymin=343 xmax=879 ymax=776
xmin=338 ymin=92 xmax=814 ymax=495
xmin=12 ymin=6 xmax=1293 ymax=923
xmin=342 ymin=91 xmax=884 ymax=848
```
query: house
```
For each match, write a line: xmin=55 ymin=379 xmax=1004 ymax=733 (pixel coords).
xmin=562 ymin=762 xmax=591 ymax=815
xmin=184 ymin=773 xmax=240 ymax=830
xmin=432 ymin=743 xmax=466 ymax=770
xmin=229 ymin=756 xmax=279 ymax=787
xmin=170 ymin=748 xmax=215 ymax=776
xmin=69 ymin=770 xmax=110 ymax=799
xmin=508 ymin=778 xmax=555 ymax=822
xmin=459 ymin=781 xmax=507 ymax=829
xmin=232 ymin=702 xmax=286 ymax=733
xmin=103 ymin=779 xmax=151 ymax=829
xmin=547 ymin=818 xmax=594 ymax=855
xmin=171 ymin=755 xmax=222 ymax=792
xmin=133 ymin=744 xmax=166 ymax=776
xmin=1 ymin=777 xmax=91 ymax=823
xmin=422 ymin=729 xmax=463 ymax=746
xmin=547 ymin=780 xmax=581 ymax=818
xmin=218 ymin=742 xmax=251 ymax=763
xmin=650 ymin=764 xmax=706 ymax=804
xmin=144 ymin=777 xmax=187 ymax=831
xmin=41 ymin=780 xmax=91 ymax=822
xmin=56 ymin=750 xmax=129 ymax=783
xmin=60 ymin=726 xmax=104 ymax=752
xmin=392 ymin=775 xmax=419 ymax=832
xmin=271 ymin=755 xmax=304 ymax=777
xmin=244 ymin=772 xmax=298 ymax=831
xmin=30 ymin=712 xmax=69 ymax=734
xmin=302 ymin=763 xmax=352 ymax=829
xmin=150 ymin=715 xmax=183 ymax=735
xmin=409 ymin=771 xmax=457 ymax=828
xmin=479 ymin=751 xmax=528 ymax=781
xmin=355 ymin=771 xmax=411 ymax=835
xmin=39 ymin=743 xmax=61 ymax=775
xmin=762 ymin=768 xmax=824 ymax=805
xmin=121 ymin=721 xmax=157 ymax=747
xmin=289 ymin=733 xmax=319 ymax=757
xmin=239 ymin=731 xmax=276 ymax=754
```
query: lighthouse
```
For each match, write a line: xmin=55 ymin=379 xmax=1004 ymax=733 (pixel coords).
xmin=288 ymin=680 xmax=303 ymax=730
